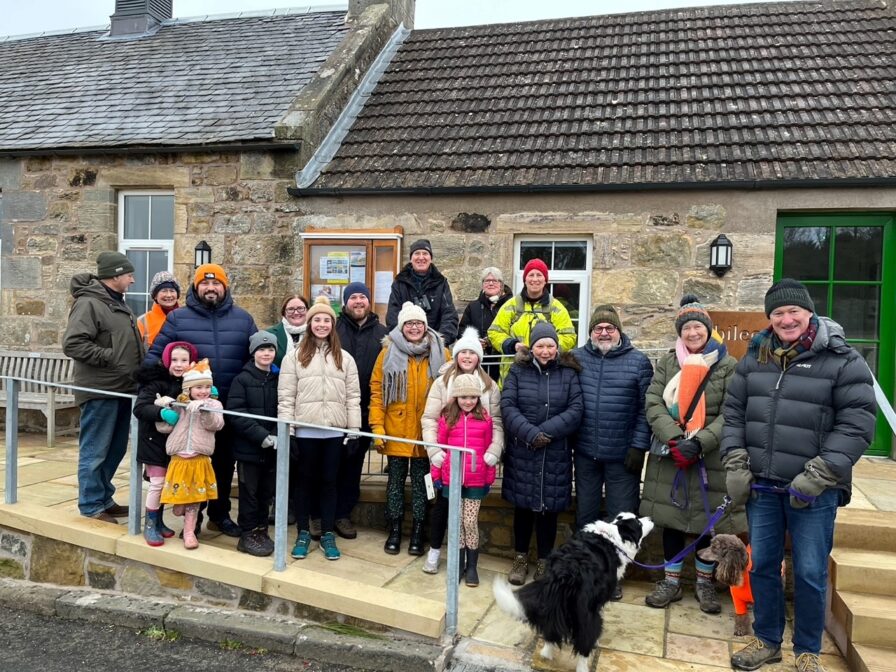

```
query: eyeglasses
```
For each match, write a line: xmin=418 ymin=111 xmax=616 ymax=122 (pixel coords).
xmin=285 ymin=307 xmax=307 ymax=315
xmin=592 ymin=325 xmax=617 ymax=334
xmin=403 ymin=320 xmax=425 ymax=328
xmin=482 ymin=279 xmax=501 ymax=285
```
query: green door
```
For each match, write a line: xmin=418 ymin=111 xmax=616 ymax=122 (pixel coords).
xmin=775 ymin=213 xmax=894 ymax=457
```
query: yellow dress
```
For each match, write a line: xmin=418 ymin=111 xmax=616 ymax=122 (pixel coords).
xmin=160 ymin=454 xmax=218 ymax=505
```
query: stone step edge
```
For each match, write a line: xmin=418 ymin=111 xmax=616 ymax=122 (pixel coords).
xmin=830 ymin=548 xmax=896 ymax=596
xmin=848 ymin=643 xmax=896 ymax=672
xmin=0 ymin=577 xmax=448 ymax=672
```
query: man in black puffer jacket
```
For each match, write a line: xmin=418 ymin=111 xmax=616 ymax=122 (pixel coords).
xmin=145 ymin=263 xmax=257 ymax=538
xmin=571 ymin=305 xmax=653 ymax=535
xmin=722 ymin=278 xmax=876 ymax=672
xmin=386 ymin=239 xmax=458 ymax=345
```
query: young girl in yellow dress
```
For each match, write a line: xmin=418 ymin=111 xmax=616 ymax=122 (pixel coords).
xmin=159 ymin=359 xmax=223 ymax=549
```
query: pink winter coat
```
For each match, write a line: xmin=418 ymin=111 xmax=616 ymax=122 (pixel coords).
xmin=431 ymin=412 xmax=496 ymax=489
xmin=162 ymin=400 xmax=225 ymax=457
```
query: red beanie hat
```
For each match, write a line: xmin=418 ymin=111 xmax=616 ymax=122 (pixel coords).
xmin=523 ymin=258 xmax=549 ymax=283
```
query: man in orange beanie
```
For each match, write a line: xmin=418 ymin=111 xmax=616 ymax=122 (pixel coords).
xmin=144 ymin=261 xmax=256 ymax=538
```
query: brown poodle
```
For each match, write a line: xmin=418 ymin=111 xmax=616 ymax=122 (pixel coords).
xmin=698 ymin=534 xmax=752 ymax=636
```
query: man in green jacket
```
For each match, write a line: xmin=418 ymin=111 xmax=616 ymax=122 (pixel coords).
xmin=63 ymin=251 xmax=144 ymax=523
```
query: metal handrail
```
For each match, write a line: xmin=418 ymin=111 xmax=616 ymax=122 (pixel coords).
xmin=2 ymin=374 xmax=476 ymax=638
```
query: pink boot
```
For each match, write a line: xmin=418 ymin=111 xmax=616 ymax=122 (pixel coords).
xmin=183 ymin=505 xmax=199 ymax=550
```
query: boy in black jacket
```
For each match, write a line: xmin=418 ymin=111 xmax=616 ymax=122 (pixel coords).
xmin=228 ymin=331 xmax=280 ymax=556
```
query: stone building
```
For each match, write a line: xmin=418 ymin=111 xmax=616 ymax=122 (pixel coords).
xmin=1 ymin=0 xmax=894 ymax=455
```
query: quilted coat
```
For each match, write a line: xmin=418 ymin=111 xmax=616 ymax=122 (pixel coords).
xmin=228 ymin=361 xmax=280 ymax=464
xmin=132 ymin=363 xmax=182 ymax=468
xmin=431 ymin=413 xmax=497 ymax=489
xmin=500 ymin=350 xmax=584 ymax=512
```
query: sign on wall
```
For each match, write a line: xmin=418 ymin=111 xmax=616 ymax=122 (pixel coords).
xmin=709 ymin=311 xmax=768 ymax=360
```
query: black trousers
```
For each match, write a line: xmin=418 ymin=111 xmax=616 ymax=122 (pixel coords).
xmin=429 ymin=491 xmax=450 ymax=550
xmin=237 ymin=460 xmax=276 ymax=532
xmin=513 ymin=507 xmax=559 ymax=559
xmin=206 ymin=420 xmax=235 ymax=522
xmin=335 ymin=435 xmax=371 ymax=520
xmin=292 ymin=436 xmax=342 ymax=534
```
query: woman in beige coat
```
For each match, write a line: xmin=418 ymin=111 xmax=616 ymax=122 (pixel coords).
xmin=420 ymin=326 xmax=503 ymax=574
xmin=278 ymin=296 xmax=361 ymax=561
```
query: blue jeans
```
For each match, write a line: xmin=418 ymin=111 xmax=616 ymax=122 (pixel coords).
xmin=574 ymin=454 xmax=640 ymax=529
xmin=77 ymin=398 xmax=131 ymax=517
xmin=747 ymin=479 xmax=839 ymax=656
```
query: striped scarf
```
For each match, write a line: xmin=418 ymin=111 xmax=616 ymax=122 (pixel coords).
xmin=750 ymin=315 xmax=819 ymax=366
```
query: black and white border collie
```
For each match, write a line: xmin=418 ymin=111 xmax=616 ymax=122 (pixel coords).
xmin=493 ymin=512 xmax=654 ymax=672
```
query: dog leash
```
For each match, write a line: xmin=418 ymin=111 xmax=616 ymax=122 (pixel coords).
xmin=615 ymin=495 xmax=732 ymax=571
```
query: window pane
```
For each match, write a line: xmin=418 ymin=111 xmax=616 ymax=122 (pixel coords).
xmin=832 ymin=284 xmax=879 ymax=340
xmin=148 ymin=250 xmax=168 ymax=281
xmin=150 ymin=195 xmax=174 ymax=239
xmin=782 ymin=227 xmax=829 ymax=281
xmin=834 ymin=227 xmax=882 ymax=281
xmin=553 ymin=241 xmax=587 ymax=270
xmin=806 ymin=284 xmax=828 ymax=317
xmin=549 ymin=282 xmax=580 ymax=342
xmin=127 ymin=294 xmax=150 ymax=316
xmin=520 ymin=243 xmax=552 ymax=269
xmin=853 ymin=344 xmax=878 ymax=375
xmin=126 ymin=250 xmax=149 ymax=292
xmin=124 ymin=196 xmax=150 ymax=239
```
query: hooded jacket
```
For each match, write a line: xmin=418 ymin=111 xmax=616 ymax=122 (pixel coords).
xmin=571 ymin=335 xmax=654 ymax=461
xmin=228 ymin=361 xmax=280 ymax=464
xmin=336 ymin=311 xmax=389 ymax=428
xmin=62 ymin=273 xmax=144 ymax=404
xmin=386 ymin=263 xmax=458 ymax=344
xmin=132 ymin=363 xmax=183 ymax=467
xmin=721 ymin=317 xmax=875 ymax=503
xmin=431 ymin=412 xmax=497 ymax=489
xmin=500 ymin=349 xmax=584 ymax=512
xmin=144 ymin=286 xmax=257 ymax=403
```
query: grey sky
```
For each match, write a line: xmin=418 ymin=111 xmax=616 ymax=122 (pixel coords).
xmin=4 ymin=0 xmax=798 ymax=37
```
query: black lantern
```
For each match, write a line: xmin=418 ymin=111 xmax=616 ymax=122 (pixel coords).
xmin=194 ymin=240 xmax=212 ymax=268
xmin=709 ymin=234 xmax=733 ymax=277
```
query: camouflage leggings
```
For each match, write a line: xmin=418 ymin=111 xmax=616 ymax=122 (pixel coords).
xmin=385 ymin=456 xmax=428 ymax=522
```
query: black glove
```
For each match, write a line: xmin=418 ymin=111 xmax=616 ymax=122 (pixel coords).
xmin=343 ymin=436 xmax=361 ymax=455
xmin=673 ymin=437 xmax=701 ymax=460
xmin=623 ymin=447 xmax=646 ymax=476
xmin=530 ymin=432 xmax=552 ymax=450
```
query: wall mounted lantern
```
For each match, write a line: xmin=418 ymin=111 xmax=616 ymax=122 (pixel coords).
xmin=194 ymin=240 xmax=212 ymax=268
xmin=709 ymin=234 xmax=733 ymax=277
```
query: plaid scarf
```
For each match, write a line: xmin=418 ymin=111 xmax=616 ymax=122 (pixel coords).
xmin=750 ymin=314 xmax=819 ymax=366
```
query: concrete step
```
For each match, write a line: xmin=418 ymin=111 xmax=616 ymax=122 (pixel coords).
xmin=848 ymin=643 xmax=896 ymax=672
xmin=830 ymin=591 xmax=896 ymax=649
xmin=830 ymin=548 xmax=896 ymax=596
xmin=834 ymin=509 xmax=896 ymax=553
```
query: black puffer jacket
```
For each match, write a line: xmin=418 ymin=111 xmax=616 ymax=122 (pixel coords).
xmin=571 ymin=336 xmax=654 ymax=461
xmin=386 ymin=263 xmax=458 ymax=344
xmin=227 ymin=362 xmax=280 ymax=464
xmin=500 ymin=350 xmax=583 ymax=513
xmin=133 ymin=363 xmax=182 ymax=468
xmin=336 ymin=312 xmax=388 ymax=429
xmin=721 ymin=317 xmax=876 ymax=502
xmin=459 ymin=286 xmax=512 ymax=381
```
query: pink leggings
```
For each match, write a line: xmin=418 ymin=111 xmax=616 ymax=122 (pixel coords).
xmin=144 ymin=465 xmax=167 ymax=510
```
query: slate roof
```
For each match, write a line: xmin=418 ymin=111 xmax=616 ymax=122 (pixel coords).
xmin=306 ymin=0 xmax=896 ymax=193
xmin=0 ymin=11 xmax=348 ymax=152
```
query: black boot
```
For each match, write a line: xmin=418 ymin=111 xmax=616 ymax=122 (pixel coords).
xmin=458 ymin=547 xmax=467 ymax=584
xmin=408 ymin=519 xmax=425 ymax=556
xmin=384 ymin=518 xmax=402 ymax=555
xmin=465 ymin=548 xmax=480 ymax=587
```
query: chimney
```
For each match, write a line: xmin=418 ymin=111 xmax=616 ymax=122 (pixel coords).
xmin=110 ymin=0 xmax=173 ymax=37
xmin=348 ymin=0 xmax=415 ymax=29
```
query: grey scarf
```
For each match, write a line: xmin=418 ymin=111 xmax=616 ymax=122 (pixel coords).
xmin=381 ymin=326 xmax=446 ymax=407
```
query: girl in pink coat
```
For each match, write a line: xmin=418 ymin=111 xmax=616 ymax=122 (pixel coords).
xmin=428 ymin=373 xmax=498 ymax=587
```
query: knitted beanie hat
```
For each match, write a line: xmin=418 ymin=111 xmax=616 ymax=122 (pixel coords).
xmin=764 ymin=278 xmax=815 ymax=317
xmin=529 ymin=320 xmax=559 ymax=347
xmin=523 ymin=258 xmax=549 ymax=283
xmin=589 ymin=304 xmax=622 ymax=332
xmin=305 ymin=295 xmax=337 ymax=322
xmin=409 ymin=239 xmax=433 ymax=257
xmin=96 ymin=251 xmax=135 ymax=279
xmin=161 ymin=341 xmax=198 ymax=369
xmin=149 ymin=270 xmax=181 ymax=299
xmin=675 ymin=294 xmax=713 ymax=336
xmin=397 ymin=301 xmax=427 ymax=329
xmin=249 ymin=330 xmax=278 ymax=355
xmin=342 ymin=281 xmax=371 ymax=305
xmin=453 ymin=326 xmax=484 ymax=360
xmin=182 ymin=358 xmax=213 ymax=390
xmin=450 ymin=373 xmax=483 ymax=399
xmin=193 ymin=263 xmax=229 ymax=290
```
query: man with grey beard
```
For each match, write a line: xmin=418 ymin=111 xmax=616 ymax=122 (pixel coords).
xmin=571 ymin=305 xmax=653 ymax=598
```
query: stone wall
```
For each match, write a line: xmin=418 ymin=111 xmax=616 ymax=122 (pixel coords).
xmin=0 ymin=151 xmax=304 ymax=349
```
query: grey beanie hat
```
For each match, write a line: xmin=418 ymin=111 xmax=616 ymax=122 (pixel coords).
xmin=764 ymin=278 xmax=815 ymax=317
xmin=529 ymin=320 xmax=559 ymax=347
xmin=249 ymin=330 xmax=278 ymax=355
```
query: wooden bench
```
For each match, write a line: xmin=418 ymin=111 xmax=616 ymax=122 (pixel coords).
xmin=0 ymin=350 xmax=77 ymax=447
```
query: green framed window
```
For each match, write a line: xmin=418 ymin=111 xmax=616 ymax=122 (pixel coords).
xmin=775 ymin=213 xmax=894 ymax=457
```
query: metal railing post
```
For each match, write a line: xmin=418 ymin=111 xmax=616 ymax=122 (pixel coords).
xmin=273 ymin=419 xmax=291 ymax=572
xmin=4 ymin=377 xmax=19 ymax=504
xmin=444 ymin=444 xmax=462 ymax=639
xmin=127 ymin=397 xmax=142 ymax=535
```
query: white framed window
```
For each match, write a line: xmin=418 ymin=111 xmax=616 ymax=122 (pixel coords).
xmin=118 ymin=190 xmax=174 ymax=316
xmin=513 ymin=237 xmax=593 ymax=346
